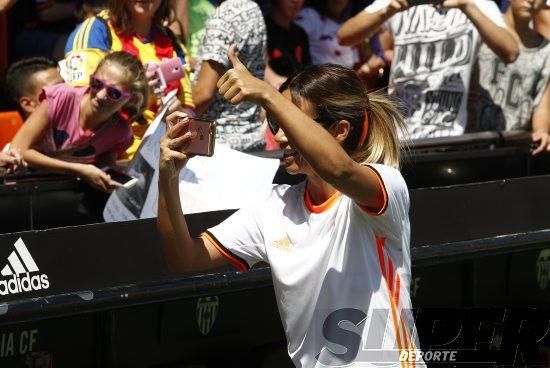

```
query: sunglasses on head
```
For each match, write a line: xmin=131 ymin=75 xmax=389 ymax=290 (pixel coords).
xmin=89 ymin=75 xmax=132 ymax=101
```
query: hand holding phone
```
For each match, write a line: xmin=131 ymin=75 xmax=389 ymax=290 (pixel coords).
xmin=102 ymin=167 xmax=139 ymax=189
xmin=180 ymin=118 xmax=217 ymax=157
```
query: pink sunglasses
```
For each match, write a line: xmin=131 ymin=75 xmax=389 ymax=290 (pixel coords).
xmin=89 ymin=76 xmax=132 ymax=101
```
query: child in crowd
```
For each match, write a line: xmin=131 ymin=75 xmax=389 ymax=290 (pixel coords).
xmin=158 ymin=45 xmax=424 ymax=367
xmin=338 ymin=0 xmax=519 ymax=139
xmin=3 ymin=57 xmax=64 ymax=119
xmin=10 ymin=51 xmax=148 ymax=192
xmin=467 ymin=0 xmax=550 ymax=154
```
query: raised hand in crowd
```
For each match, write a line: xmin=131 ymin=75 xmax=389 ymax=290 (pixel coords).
xmin=0 ymin=149 xmax=26 ymax=175
xmin=217 ymin=45 xmax=276 ymax=106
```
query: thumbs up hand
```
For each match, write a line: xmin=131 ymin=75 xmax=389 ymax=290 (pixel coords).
xmin=217 ymin=45 xmax=276 ymax=105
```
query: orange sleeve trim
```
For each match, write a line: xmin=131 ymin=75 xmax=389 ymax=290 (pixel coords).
xmin=357 ymin=165 xmax=388 ymax=216
xmin=202 ymin=231 xmax=250 ymax=272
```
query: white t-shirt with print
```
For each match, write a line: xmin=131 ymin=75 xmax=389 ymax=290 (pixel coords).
xmin=295 ymin=7 xmax=358 ymax=68
xmin=206 ymin=164 xmax=424 ymax=368
xmin=365 ymin=0 xmax=506 ymax=139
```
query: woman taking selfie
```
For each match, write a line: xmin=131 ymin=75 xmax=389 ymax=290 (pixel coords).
xmin=65 ymin=0 xmax=194 ymax=158
xmin=11 ymin=52 xmax=148 ymax=193
xmin=157 ymin=46 xmax=424 ymax=367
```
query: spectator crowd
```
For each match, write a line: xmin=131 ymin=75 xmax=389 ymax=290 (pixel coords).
xmin=0 ymin=0 xmax=549 ymax=181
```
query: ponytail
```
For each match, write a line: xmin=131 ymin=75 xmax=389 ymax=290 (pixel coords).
xmin=352 ymin=92 xmax=407 ymax=169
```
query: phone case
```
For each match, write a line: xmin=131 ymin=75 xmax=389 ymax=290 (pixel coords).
xmin=185 ymin=118 xmax=216 ymax=157
xmin=157 ymin=58 xmax=185 ymax=88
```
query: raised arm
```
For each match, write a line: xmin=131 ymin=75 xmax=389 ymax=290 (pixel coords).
xmin=10 ymin=101 xmax=118 ymax=192
xmin=445 ymin=0 xmax=519 ymax=62
xmin=217 ymin=46 xmax=384 ymax=209
xmin=192 ymin=60 xmax=226 ymax=115
xmin=337 ymin=0 xmax=408 ymax=46
xmin=157 ymin=112 xmax=228 ymax=273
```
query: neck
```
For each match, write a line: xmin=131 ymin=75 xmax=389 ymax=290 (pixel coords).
xmin=271 ymin=11 xmax=292 ymax=30
xmin=504 ymin=9 xmax=539 ymax=46
xmin=132 ymin=18 xmax=153 ymax=36
xmin=306 ymin=175 xmax=338 ymax=205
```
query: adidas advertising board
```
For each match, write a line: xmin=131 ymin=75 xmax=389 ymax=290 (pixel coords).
xmin=0 ymin=238 xmax=49 ymax=296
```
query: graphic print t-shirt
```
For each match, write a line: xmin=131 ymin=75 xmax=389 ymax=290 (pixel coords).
xmin=206 ymin=164 xmax=424 ymax=368
xmin=468 ymin=39 xmax=550 ymax=131
xmin=194 ymin=0 xmax=267 ymax=152
xmin=366 ymin=0 xmax=506 ymax=138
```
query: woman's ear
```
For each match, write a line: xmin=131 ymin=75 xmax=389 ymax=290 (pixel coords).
xmin=332 ymin=120 xmax=351 ymax=144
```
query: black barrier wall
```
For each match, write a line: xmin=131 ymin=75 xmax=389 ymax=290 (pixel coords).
xmin=0 ymin=175 xmax=549 ymax=367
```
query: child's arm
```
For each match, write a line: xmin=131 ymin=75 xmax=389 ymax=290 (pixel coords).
xmin=443 ymin=0 xmax=519 ymax=63
xmin=217 ymin=46 xmax=385 ymax=210
xmin=10 ymin=101 xmax=118 ymax=192
xmin=157 ymin=112 xmax=229 ymax=273
xmin=338 ymin=0 xmax=408 ymax=46
xmin=531 ymin=82 xmax=550 ymax=155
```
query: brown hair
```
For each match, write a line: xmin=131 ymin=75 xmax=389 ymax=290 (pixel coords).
xmin=94 ymin=51 xmax=149 ymax=120
xmin=280 ymin=64 xmax=406 ymax=169
xmin=107 ymin=0 xmax=173 ymax=34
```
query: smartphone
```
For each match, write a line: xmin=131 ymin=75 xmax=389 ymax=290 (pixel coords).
xmin=157 ymin=58 xmax=185 ymax=88
xmin=408 ymin=0 xmax=443 ymax=6
xmin=102 ymin=167 xmax=139 ymax=189
xmin=184 ymin=118 xmax=216 ymax=157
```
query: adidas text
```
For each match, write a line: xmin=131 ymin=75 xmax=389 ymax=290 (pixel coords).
xmin=0 ymin=273 xmax=49 ymax=296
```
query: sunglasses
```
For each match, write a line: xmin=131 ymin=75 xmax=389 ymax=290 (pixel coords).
xmin=89 ymin=76 xmax=132 ymax=101
xmin=266 ymin=112 xmax=335 ymax=135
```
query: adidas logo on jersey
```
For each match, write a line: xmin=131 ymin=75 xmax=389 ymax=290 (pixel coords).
xmin=0 ymin=238 xmax=49 ymax=295
xmin=270 ymin=237 xmax=291 ymax=251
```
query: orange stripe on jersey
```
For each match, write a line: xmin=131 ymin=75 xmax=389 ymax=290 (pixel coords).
xmin=377 ymin=244 xmax=386 ymax=280
xmin=388 ymin=257 xmax=395 ymax=294
xmin=395 ymin=274 xmax=401 ymax=309
xmin=304 ymin=184 xmax=341 ymax=214
xmin=376 ymin=235 xmax=412 ymax=368
xmin=202 ymin=231 xmax=249 ymax=272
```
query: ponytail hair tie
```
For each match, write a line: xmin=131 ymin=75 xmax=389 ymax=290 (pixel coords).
xmin=356 ymin=112 xmax=369 ymax=149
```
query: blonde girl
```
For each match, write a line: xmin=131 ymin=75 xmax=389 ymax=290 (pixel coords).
xmin=11 ymin=51 xmax=149 ymax=192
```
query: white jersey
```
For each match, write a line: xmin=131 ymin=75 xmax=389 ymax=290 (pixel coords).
xmin=206 ymin=164 xmax=424 ymax=367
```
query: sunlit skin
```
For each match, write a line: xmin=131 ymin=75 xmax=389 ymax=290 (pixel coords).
xmin=29 ymin=68 xmax=64 ymax=101
xmin=508 ymin=0 xmax=545 ymax=19
xmin=275 ymin=90 xmax=318 ymax=177
xmin=81 ymin=63 xmax=133 ymax=129
xmin=125 ymin=0 xmax=162 ymax=35
xmin=126 ymin=0 xmax=161 ymax=20
xmin=21 ymin=68 xmax=64 ymax=118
